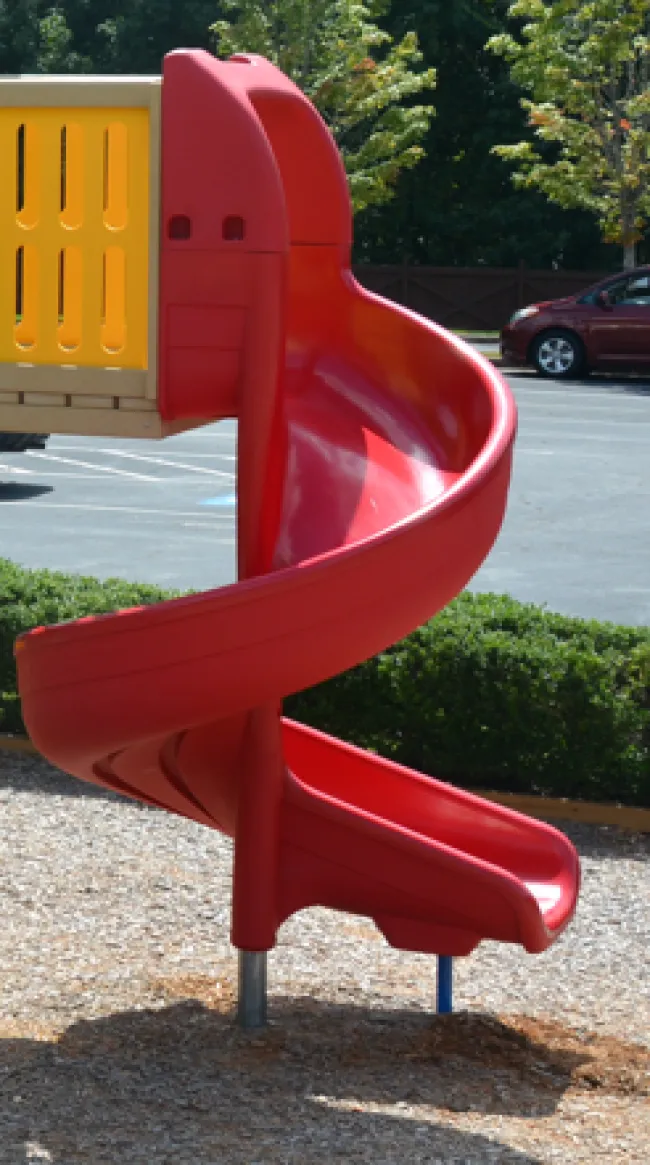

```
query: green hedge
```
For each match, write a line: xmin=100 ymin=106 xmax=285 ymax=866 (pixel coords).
xmin=0 ymin=559 xmax=648 ymax=806
xmin=0 ymin=560 xmax=175 ymax=736
xmin=287 ymin=592 xmax=650 ymax=807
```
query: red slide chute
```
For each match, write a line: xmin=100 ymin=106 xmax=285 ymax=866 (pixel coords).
xmin=16 ymin=51 xmax=579 ymax=963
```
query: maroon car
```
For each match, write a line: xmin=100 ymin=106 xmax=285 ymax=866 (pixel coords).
xmin=500 ymin=266 xmax=650 ymax=378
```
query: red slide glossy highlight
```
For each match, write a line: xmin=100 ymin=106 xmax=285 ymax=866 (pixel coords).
xmin=15 ymin=51 xmax=579 ymax=960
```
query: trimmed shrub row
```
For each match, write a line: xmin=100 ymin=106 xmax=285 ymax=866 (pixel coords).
xmin=0 ymin=560 xmax=175 ymax=736
xmin=0 ymin=559 xmax=648 ymax=806
xmin=287 ymin=592 xmax=650 ymax=807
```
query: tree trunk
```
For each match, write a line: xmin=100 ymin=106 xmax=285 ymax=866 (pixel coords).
xmin=623 ymin=240 xmax=636 ymax=269
xmin=621 ymin=198 xmax=637 ymax=270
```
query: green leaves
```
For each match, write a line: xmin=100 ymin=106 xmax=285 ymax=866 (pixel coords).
xmin=37 ymin=8 xmax=91 ymax=73
xmin=211 ymin=0 xmax=436 ymax=212
xmin=0 ymin=559 xmax=176 ymax=734
xmin=488 ymin=0 xmax=650 ymax=265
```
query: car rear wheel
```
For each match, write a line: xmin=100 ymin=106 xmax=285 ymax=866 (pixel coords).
xmin=531 ymin=330 xmax=586 ymax=379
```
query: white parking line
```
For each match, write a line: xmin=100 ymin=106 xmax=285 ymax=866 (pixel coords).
xmin=168 ymin=428 xmax=236 ymax=438
xmin=517 ymin=402 xmax=650 ymax=418
xmin=52 ymin=429 xmax=237 ymax=449
xmin=519 ymin=431 xmax=649 ymax=444
xmin=96 ymin=449 xmax=235 ymax=478
xmin=518 ymin=414 xmax=650 ymax=427
xmin=52 ymin=445 xmax=237 ymax=461
xmin=1 ymin=472 xmax=237 ymax=482
xmin=7 ymin=501 xmax=235 ymax=519
xmin=181 ymin=522 xmax=235 ymax=530
xmin=25 ymin=451 xmax=159 ymax=481
xmin=137 ymin=452 xmax=237 ymax=461
xmin=517 ymin=447 xmax=618 ymax=460
xmin=513 ymin=386 xmax=650 ymax=403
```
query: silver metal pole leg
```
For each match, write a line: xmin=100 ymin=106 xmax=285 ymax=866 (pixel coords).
xmin=237 ymin=950 xmax=268 ymax=1029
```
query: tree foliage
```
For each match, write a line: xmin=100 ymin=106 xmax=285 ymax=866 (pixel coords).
xmin=211 ymin=0 xmax=436 ymax=212
xmin=0 ymin=0 xmax=39 ymax=72
xmin=489 ymin=0 xmax=650 ymax=267
xmin=355 ymin=0 xmax=617 ymax=266
xmin=0 ymin=0 xmax=638 ymax=267
xmin=0 ymin=1 xmax=218 ymax=76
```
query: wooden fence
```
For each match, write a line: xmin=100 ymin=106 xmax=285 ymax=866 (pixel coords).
xmin=353 ymin=263 xmax=611 ymax=332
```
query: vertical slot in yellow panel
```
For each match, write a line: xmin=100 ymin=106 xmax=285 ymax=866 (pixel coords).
xmin=16 ymin=247 xmax=22 ymax=322
xmin=104 ymin=122 xmax=128 ymax=230
xmin=16 ymin=123 xmax=25 ymax=213
xmin=17 ymin=121 xmax=39 ymax=230
xmin=0 ymin=115 xmax=16 ymax=359
xmin=59 ymin=126 xmax=65 ymax=216
xmin=58 ymin=247 xmax=82 ymax=352
xmin=101 ymin=247 xmax=125 ymax=353
xmin=60 ymin=123 xmax=83 ymax=230
xmin=37 ymin=118 xmax=65 ymax=362
xmin=14 ymin=246 xmax=37 ymax=350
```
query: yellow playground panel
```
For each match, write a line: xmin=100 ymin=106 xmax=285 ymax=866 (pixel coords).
xmin=0 ymin=76 xmax=176 ymax=438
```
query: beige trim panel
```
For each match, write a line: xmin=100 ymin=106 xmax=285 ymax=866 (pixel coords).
xmin=0 ymin=403 xmax=203 ymax=439
xmin=0 ymin=77 xmax=161 ymax=108
xmin=0 ymin=363 xmax=148 ymax=397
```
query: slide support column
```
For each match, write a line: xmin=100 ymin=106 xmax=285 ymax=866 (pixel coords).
xmin=437 ymin=955 xmax=453 ymax=1014
xmin=238 ymin=950 xmax=268 ymax=1029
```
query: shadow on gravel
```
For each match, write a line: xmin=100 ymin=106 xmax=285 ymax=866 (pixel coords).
xmin=2 ymin=989 xmax=648 ymax=1162
xmin=0 ymin=752 xmax=125 ymax=805
xmin=1 ymin=995 xmax=607 ymax=1165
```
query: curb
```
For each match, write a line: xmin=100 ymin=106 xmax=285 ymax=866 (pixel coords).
xmin=475 ymin=350 xmax=505 ymax=367
xmin=472 ymin=789 xmax=650 ymax=834
xmin=2 ymin=735 xmax=648 ymax=833
xmin=0 ymin=735 xmax=39 ymax=753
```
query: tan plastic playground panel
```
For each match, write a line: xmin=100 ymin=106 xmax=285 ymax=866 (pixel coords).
xmin=0 ymin=75 xmax=187 ymax=438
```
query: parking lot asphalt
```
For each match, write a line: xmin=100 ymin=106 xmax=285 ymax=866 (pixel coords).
xmin=471 ymin=371 xmax=650 ymax=625
xmin=0 ymin=372 xmax=648 ymax=624
xmin=0 ymin=422 xmax=238 ymax=593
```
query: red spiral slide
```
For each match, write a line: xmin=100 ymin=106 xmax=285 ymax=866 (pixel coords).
xmin=15 ymin=51 xmax=579 ymax=962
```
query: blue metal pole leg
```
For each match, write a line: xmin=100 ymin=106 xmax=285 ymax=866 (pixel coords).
xmin=437 ymin=955 xmax=453 ymax=1014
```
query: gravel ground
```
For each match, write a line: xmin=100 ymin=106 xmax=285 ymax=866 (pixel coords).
xmin=1 ymin=751 xmax=648 ymax=1164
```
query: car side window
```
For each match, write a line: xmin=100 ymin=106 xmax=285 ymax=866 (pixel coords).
xmin=606 ymin=278 xmax=632 ymax=305
xmin=623 ymin=276 xmax=650 ymax=306
xmin=608 ymin=275 xmax=650 ymax=307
